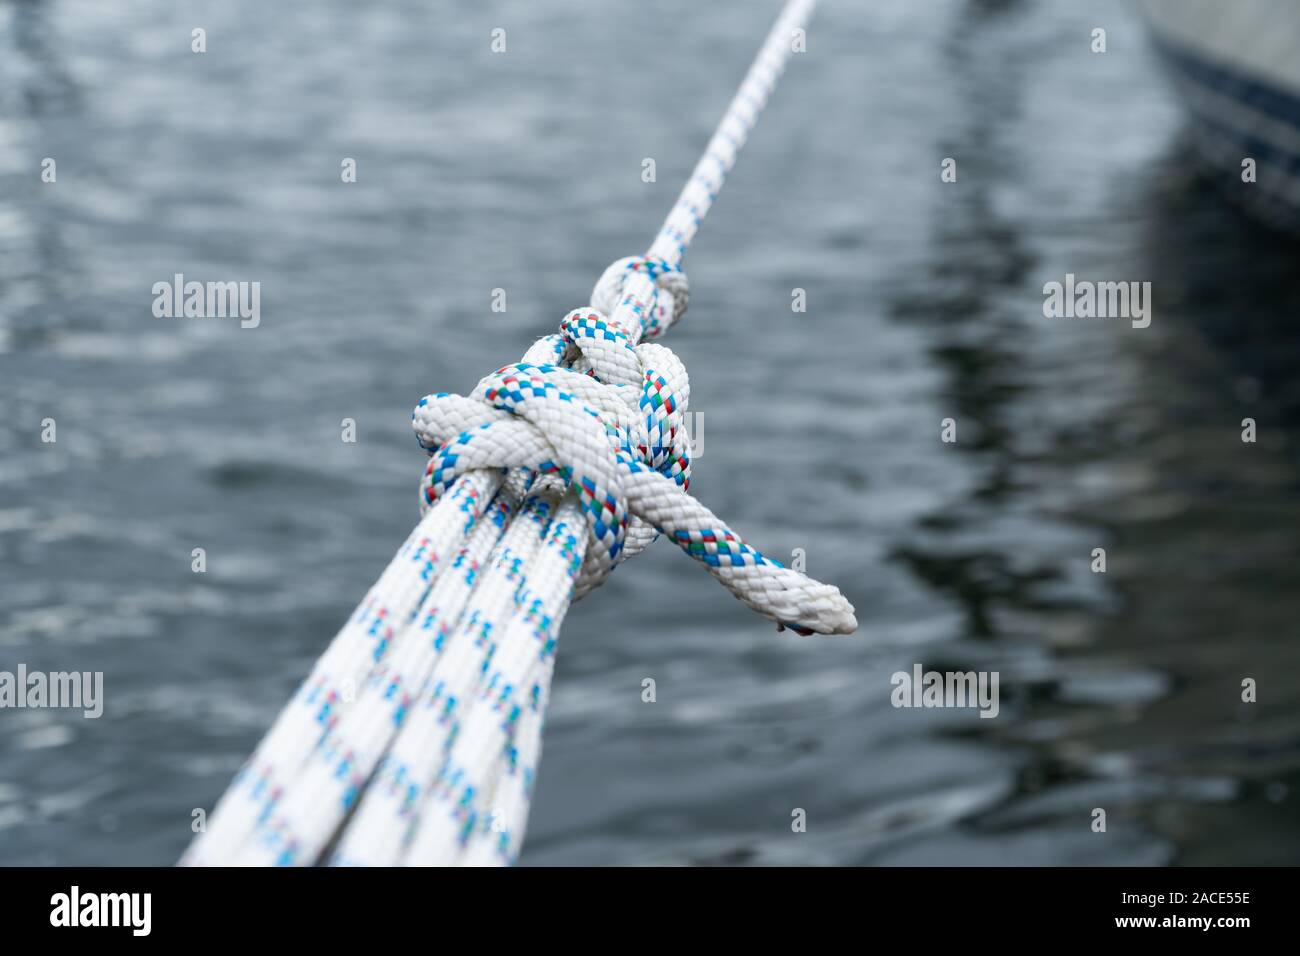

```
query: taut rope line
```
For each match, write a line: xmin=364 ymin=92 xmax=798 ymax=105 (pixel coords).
xmin=184 ymin=0 xmax=853 ymax=867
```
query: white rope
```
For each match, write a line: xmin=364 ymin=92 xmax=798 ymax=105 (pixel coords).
xmin=183 ymin=0 xmax=851 ymax=868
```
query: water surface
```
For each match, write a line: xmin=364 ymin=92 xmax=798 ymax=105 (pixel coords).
xmin=1 ymin=0 xmax=1297 ymax=865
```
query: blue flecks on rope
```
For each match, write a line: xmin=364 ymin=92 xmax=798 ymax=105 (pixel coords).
xmin=184 ymin=0 xmax=853 ymax=869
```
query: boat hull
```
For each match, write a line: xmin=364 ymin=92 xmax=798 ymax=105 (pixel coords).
xmin=1140 ymin=0 xmax=1300 ymax=230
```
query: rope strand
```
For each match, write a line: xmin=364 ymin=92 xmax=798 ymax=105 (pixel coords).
xmin=183 ymin=0 xmax=852 ymax=868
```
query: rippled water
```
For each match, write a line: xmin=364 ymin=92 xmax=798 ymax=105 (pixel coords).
xmin=2 ymin=0 xmax=1298 ymax=866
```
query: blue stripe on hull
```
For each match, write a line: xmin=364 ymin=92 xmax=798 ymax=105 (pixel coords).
xmin=1151 ymin=33 xmax=1300 ymax=131
xmin=1149 ymin=32 xmax=1300 ymax=229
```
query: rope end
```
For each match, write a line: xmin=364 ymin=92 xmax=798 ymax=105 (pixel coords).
xmin=786 ymin=591 xmax=856 ymax=636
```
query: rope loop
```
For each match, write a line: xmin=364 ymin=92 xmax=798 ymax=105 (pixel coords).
xmin=413 ymin=273 xmax=696 ymax=592
xmin=591 ymin=256 xmax=690 ymax=340
xmin=410 ymin=255 xmax=855 ymax=634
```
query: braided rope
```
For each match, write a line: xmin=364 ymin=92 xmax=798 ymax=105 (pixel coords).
xmin=183 ymin=0 xmax=851 ymax=868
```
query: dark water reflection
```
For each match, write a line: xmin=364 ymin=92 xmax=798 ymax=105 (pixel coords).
xmin=1 ymin=0 xmax=1297 ymax=865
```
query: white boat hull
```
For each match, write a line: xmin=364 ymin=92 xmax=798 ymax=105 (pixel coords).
xmin=1141 ymin=0 xmax=1300 ymax=230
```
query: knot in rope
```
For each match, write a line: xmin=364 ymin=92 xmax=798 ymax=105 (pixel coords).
xmin=183 ymin=0 xmax=851 ymax=873
xmin=413 ymin=259 xmax=692 ymax=595
xmin=410 ymin=256 xmax=855 ymax=634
